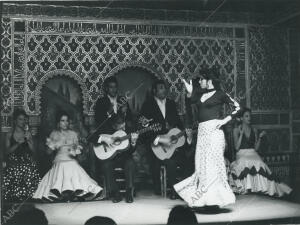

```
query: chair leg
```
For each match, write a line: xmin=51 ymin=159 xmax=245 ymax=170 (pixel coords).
xmin=160 ymin=166 xmax=167 ymax=198
xmin=101 ymin=176 xmax=108 ymax=199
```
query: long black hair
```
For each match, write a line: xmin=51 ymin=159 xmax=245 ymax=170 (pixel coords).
xmin=198 ymin=67 xmax=221 ymax=90
xmin=55 ymin=110 xmax=70 ymax=126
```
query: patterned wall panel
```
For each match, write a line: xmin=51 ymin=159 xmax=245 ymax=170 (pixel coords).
xmin=258 ymin=128 xmax=290 ymax=152
xmin=22 ymin=20 xmax=241 ymax=116
xmin=1 ymin=18 xmax=13 ymax=130
xmin=248 ymin=26 xmax=290 ymax=110
xmin=13 ymin=34 xmax=26 ymax=108
xmin=2 ymin=3 xmax=270 ymax=25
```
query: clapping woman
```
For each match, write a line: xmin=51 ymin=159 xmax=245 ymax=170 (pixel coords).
xmin=33 ymin=111 xmax=102 ymax=202
xmin=229 ymin=108 xmax=292 ymax=197
xmin=3 ymin=109 xmax=40 ymax=202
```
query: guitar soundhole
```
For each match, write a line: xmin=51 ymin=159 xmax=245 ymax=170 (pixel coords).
xmin=114 ymin=138 xmax=121 ymax=146
xmin=170 ymin=136 xmax=178 ymax=144
xmin=103 ymin=144 xmax=108 ymax=153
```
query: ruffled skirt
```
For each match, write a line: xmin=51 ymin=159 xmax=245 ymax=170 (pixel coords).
xmin=229 ymin=149 xmax=292 ymax=197
xmin=33 ymin=159 xmax=102 ymax=201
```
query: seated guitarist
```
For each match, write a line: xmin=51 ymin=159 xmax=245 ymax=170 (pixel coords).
xmin=139 ymin=79 xmax=191 ymax=200
xmin=94 ymin=76 xmax=137 ymax=203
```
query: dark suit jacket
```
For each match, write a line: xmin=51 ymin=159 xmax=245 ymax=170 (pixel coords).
xmin=92 ymin=95 xmax=134 ymax=157
xmin=94 ymin=95 xmax=133 ymax=132
xmin=139 ymin=96 xmax=183 ymax=143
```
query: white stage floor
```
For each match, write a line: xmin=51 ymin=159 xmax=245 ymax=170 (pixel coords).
xmin=34 ymin=192 xmax=300 ymax=225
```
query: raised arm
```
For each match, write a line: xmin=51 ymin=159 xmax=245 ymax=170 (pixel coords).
xmin=254 ymin=128 xmax=266 ymax=151
xmin=5 ymin=132 xmax=19 ymax=155
xmin=182 ymin=79 xmax=193 ymax=98
xmin=222 ymin=92 xmax=241 ymax=124
xmin=24 ymin=129 xmax=34 ymax=152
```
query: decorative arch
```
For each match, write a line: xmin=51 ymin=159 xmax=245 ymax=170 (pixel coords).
xmin=104 ymin=62 xmax=162 ymax=114
xmin=106 ymin=61 xmax=163 ymax=81
xmin=34 ymin=69 xmax=89 ymax=115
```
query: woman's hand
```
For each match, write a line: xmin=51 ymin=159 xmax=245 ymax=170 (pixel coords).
xmin=259 ymin=131 xmax=266 ymax=139
xmin=216 ymin=116 xmax=232 ymax=129
xmin=216 ymin=119 xmax=227 ymax=129
xmin=181 ymin=78 xmax=193 ymax=94
xmin=24 ymin=131 xmax=31 ymax=140
xmin=239 ymin=125 xmax=246 ymax=135
xmin=46 ymin=138 xmax=57 ymax=150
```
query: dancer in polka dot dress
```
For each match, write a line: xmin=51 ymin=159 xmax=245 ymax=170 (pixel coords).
xmin=174 ymin=68 xmax=241 ymax=209
xmin=3 ymin=109 xmax=40 ymax=202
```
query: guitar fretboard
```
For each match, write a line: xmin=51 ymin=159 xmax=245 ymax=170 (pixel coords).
xmin=173 ymin=126 xmax=198 ymax=139
xmin=118 ymin=124 xmax=160 ymax=141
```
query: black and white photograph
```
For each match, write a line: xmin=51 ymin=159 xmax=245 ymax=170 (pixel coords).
xmin=1 ymin=0 xmax=300 ymax=224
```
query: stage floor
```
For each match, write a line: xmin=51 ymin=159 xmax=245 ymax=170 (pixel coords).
xmin=34 ymin=191 xmax=300 ymax=225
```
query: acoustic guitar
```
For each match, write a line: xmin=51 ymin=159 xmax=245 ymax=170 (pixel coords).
xmin=151 ymin=127 xmax=197 ymax=160
xmin=94 ymin=123 xmax=161 ymax=160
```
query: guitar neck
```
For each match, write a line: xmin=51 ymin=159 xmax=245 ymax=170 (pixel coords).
xmin=173 ymin=127 xmax=198 ymax=138
xmin=174 ymin=130 xmax=186 ymax=139
xmin=118 ymin=125 xmax=158 ymax=142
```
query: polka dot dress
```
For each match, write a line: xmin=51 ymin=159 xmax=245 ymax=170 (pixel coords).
xmin=3 ymin=140 xmax=40 ymax=202
xmin=174 ymin=119 xmax=235 ymax=207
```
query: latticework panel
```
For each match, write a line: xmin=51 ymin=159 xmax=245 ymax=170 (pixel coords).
xmin=25 ymin=33 xmax=237 ymax=115
xmin=248 ymin=26 xmax=289 ymax=110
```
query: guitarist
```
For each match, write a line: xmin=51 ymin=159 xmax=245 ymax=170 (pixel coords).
xmin=139 ymin=79 xmax=191 ymax=200
xmin=94 ymin=76 xmax=137 ymax=203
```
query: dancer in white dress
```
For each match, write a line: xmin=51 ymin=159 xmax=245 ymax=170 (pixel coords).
xmin=33 ymin=111 xmax=102 ymax=201
xmin=174 ymin=68 xmax=240 ymax=208
xmin=229 ymin=108 xmax=292 ymax=197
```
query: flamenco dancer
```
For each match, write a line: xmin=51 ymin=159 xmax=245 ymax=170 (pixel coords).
xmin=33 ymin=111 xmax=102 ymax=202
xmin=174 ymin=68 xmax=240 ymax=211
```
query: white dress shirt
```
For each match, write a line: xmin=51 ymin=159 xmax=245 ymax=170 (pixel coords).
xmin=155 ymin=97 xmax=166 ymax=119
xmin=108 ymin=95 xmax=118 ymax=113
xmin=153 ymin=97 xmax=167 ymax=145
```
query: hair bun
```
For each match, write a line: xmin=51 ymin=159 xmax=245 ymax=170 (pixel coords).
xmin=198 ymin=67 xmax=220 ymax=82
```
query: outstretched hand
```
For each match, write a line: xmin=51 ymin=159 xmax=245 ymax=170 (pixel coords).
xmin=181 ymin=78 xmax=193 ymax=94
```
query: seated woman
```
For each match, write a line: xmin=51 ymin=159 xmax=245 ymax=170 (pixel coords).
xmin=33 ymin=111 xmax=102 ymax=202
xmin=229 ymin=108 xmax=292 ymax=197
xmin=3 ymin=109 xmax=40 ymax=202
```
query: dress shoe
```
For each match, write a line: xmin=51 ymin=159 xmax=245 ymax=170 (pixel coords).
xmin=125 ymin=188 xmax=134 ymax=203
xmin=112 ymin=191 xmax=122 ymax=203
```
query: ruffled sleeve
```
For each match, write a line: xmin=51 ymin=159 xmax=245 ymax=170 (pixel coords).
xmin=46 ymin=131 xmax=60 ymax=151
